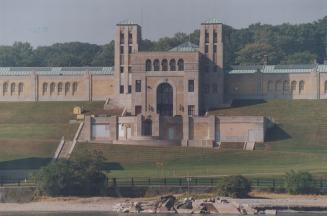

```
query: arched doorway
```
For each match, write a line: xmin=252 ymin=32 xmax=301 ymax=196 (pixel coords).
xmin=157 ymin=83 xmax=173 ymax=116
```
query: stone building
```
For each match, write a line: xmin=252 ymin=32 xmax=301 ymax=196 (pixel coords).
xmin=2 ymin=19 xmax=326 ymax=148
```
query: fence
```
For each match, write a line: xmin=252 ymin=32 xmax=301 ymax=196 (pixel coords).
xmin=108 ymin=177 xmax=327 ymax=193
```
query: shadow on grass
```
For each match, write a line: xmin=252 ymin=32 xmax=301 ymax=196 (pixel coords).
xmin=231 ymin=99 xmax=267 ymax=108
xmin=266 ymin=124 xmax=291 ymax=142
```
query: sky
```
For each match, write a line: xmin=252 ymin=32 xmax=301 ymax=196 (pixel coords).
xmin=0 ymin=0 xmax=327 ymax=47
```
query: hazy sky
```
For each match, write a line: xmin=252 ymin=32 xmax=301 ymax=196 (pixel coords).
xmin=0 ymin=0 xmax=327 ymax=47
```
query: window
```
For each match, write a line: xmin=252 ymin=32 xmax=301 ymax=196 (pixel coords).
xmin=50 ymin=82 xmax=55 ymax=95
xmin=58 ymin=82 xmax=63 ymax=95
xmin=213 ymin=31 xmax=218 ymax=42
xmin=42 ymin=83 xmax=48 ymax=95
xmin=325 ymin=81 xmax=327 ymax=93
xmin=188 ymin=105 xmax=195 ymax=116
xmin=212 ymin=83 xmax=218 ymax=93
xmin=10 ymin=83 xmax=15 ymax=95
xmin=128 ymin=32 xmax=132 ymax=43
xmin=135 ymin=105 xmax=142 ymax=115
xmin=299 ymin=80 xmax=304 ymax=94
xmin=128 ymin=85 xmax=132 ymax=94
xmin=275 ymin=81 xmax=282 ymax=91
xmin=72 ymin=82 xmax=78 ymax=95
xmin=135 ymin=80 xmax=141 ymax=92
xmin=128 ymin=46 xmax=132 ymax=54
xmin=267 ymin=81 xmax=273 ymax=92
xmin=120 ymin=85 xmax=124 ymax=94
xmin=213 ymin=45 xmax=217 ymax=53
xmin=128 ymin=66 xmax=132 ymax=73
xmin=177 ymin=59 xmax=184 ymax=71
xmin=120 ymin=33 xmax=124 ymax=44
xmin=283 ymin=81 xmax=289 ymax=94
xmin=18 ymin=83 xmax=24 ymax=95
xmin=169 ymin=59 xmax=176 ymax=71
xmin=161 ymin=59 xmax=168 ymax=71
xmin=65 ymin=82 xmax=70 ymax=95
xmin=291 ymin=81 xmax=297 ymax=93
xmin=204 ymin=84 xmax=210 ymax=94
xmin=188 ymin=80 xmax=194 ymax=92
xmin=205 ymin=45 xmax=209 ymax=53
xmin=205 ymin=31 xmax=209 ymax=43
xmin=145 ymin=59 xmax=152 ymax=71
xmin=3 ymin=82 xmax=8 ymax=95
xmin=120 ymin=46 xmax=124 ymax=54
xmin=153 ymin=59 xmax=160 ymax=71
xmin=120 ymin=66 xmax=124 ymax=73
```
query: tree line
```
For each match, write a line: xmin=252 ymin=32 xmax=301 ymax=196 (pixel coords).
xmin=0 ymin=16 xmax=326 ymax=68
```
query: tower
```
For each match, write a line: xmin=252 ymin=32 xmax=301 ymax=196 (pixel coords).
xmin=199 ymin=18 xmax=224 ymax=112
xmin=114 ymin=20 xmax=141 ymax=110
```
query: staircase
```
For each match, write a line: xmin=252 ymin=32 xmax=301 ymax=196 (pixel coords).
xmin=244 ymin=141 xmax=255 ymax=150
xmin=219 ymin=142 xmax=245 ymax=150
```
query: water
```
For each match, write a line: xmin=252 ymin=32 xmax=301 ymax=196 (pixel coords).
xmin=1 ymin=212 xmax=327 ymax=216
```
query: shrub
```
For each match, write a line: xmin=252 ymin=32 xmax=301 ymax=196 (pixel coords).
xmin=217 ymin=175 xmax=251 ymax=198
xmin=36 ymin=150 xmax=108 ymax=196
xmin=284 ymin=170 xmax=316 ymax=195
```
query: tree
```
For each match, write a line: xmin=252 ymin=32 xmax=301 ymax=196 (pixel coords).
xmin=91 ymin=41 xmax=115 ymax=66
xmin=36 ymin=150 xmax=108 ymax=196
xmin=217 ymin=175 xmax=251 ymax=198
xmin=236 ymin=43 xmax=283 ymax=65
xmin=284 ymin=170 xmax=316 ymax=195
xmin=282 ymin=51 xmax=317 ymax=64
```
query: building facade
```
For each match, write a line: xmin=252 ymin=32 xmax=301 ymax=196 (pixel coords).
xmin=1 ymin=19 xmax=326 ymax=148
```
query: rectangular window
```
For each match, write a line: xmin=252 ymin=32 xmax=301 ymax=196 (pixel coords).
xmin=204 ymin=84 xmax=210 ymax=94
xmin=120 ymin=33 xmax=124 ymax=44
xmin=213 ymin=31 xmax=218 ymax=42
xmin=135 ymin=105 xmax=142 ymax=115
xmin=135 ymin=80 xmax=141 ymax=92
xmin=128 ymin=85 xmax=132 ymax=94
xmin=120 ymin=85 xmax=124 ymax=94
xmin=205 ymin=45 xmax=209 ymax=53
xmin=128 ymin=46 xmax=132 ymax=54
xmin=120 ymin=66 xmax=124 ymax=73
xmin=128 ymin=33 xmax=133 ymax=43
xmin=212 ymin=84 xmax=218 ymax=93
xmin=120 ymin=46 xmax=124 ymax=54
xmin=188 ymin=105 xmax=195 ymax=116
xmin=205 ymin=32 xmax=209 ymax=43
xmin=128 ymin=66 xmax=132 ymax=73
xmin=188 ymin=80 xmax=194 ymax=92
xmin=213 ymin=45 xmax=217 ymax=53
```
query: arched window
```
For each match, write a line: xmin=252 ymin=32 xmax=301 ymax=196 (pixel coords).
xmin=283 ymin=81 xmax=289 ymax=94
xmin=65 ymin=82 xmax=70 ymax=95
xmin=325 ymin=81 xmax=327 ymax=94
xmin=3 ymin=82 xmax=8 ymax=95
xmin=43 ymin=83 xmax=48 ymax=95
xmin=18 ymin=83 xmax=24 ymax=95
xmin=161 ymin=59 xmax=168 ymax=71
xmin=291 ymin=81 xmax=297 ymax=93
xmin=153 ymin=59 xmax=160 ymax=71
xmin=177 ymin=59 xmax=184 ymax=71
xmin=275 ymin=80 xmax=282 ymax=92
xmin=299 ymin=80 xmax=304 ymax=94
xmin=145 ymin=59 xmax=152 ymax=71
xmin=72 ymin=82 xmax=78 ymax=95
xmin=169 ymin=59 xmax=176 ymax=71
xmin=267 ymin=80 xmax=273 ymax=92
xmin=50 ymin=82 xmax=55 ymax=96
xmin=10 ymin=83 xmax=16 ymax=95
xmin=57 ymin=82 xmax=63 ymax=95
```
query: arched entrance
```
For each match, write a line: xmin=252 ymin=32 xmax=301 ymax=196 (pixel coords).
xmin=157 ymin=83 xmax=173 ymax=116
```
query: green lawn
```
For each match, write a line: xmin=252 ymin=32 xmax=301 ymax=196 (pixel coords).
xmin=75 ymin=100 xmax=327 ymax=178
xmin=0 ymin=101 xmax=105 ymax=163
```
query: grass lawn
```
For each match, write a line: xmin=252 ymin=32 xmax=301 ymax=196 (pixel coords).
xmin=75 ymin=100 xmax=327 ymax=178
xmin=0 ymin=101 xmax=105 ymax=168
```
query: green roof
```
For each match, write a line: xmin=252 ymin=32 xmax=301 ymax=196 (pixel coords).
xmin=169 ymin=42 xmax=199 ymax=52
xmin=202 ymin=18 xmax=221 ymax=24
xmin=117 ymin=19 xmax=137 ymax=25
xmin=0 ymin=67 xmax=114 ymax=76
xmin=227 ymin=64 xmax=327 ymax=74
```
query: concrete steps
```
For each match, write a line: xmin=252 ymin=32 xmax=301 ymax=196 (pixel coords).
xmin=219 ymin=142 xmax=245 ymax=150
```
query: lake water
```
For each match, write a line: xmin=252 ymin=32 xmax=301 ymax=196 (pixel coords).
xmin=1 ymin=212 xmax=327 ymax=216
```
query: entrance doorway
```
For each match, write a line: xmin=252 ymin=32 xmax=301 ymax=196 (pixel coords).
xmin=157 ymin=83 xmax=173 ymax=116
